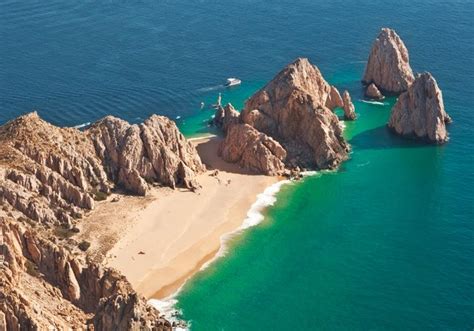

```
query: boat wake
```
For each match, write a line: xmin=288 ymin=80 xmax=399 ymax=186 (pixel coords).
xmin=359 ymin=99 xmax=387 ymax=106
xmin=195 ymin=84 xmax=224 ymax=92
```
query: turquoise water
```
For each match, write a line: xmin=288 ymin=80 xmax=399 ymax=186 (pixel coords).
xmin=175 ymin=73 xmax=474 ymax=330
xmin=1 ymin=1 xmax=473 ymax=330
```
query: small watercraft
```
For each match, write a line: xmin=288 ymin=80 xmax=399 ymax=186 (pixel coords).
xmin=225 ymin=77 xmax=241 ymax=87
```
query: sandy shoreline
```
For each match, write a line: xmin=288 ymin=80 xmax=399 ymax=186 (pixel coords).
xmin=82 ymin=136 xmax=279 ymax=300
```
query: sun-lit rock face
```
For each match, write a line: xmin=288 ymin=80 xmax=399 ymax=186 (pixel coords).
xmin=88 ymin=114 xmax=204 ymax=194
xmin=239 ymin=57 xmax=349 ymax=170
xmin=363 ymin=28 xmax=415 ymax=94
xmin=388 ymin=72 xmax=451 ymax=143
xmin=0 ymin=111 xmax=202 ymax=330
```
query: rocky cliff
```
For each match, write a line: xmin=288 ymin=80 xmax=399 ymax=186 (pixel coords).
xmin=88 ymin=115 xmax=204 ymax=195
xmin=362 ymin=28 xmax=415 ymax=95
xmin=388 ymin=72 xmax=451 ymax=143
xmin=0 ymin=217 xmax=172 ymax=330
xmin=0 ymin=112 xmax=203 ymax=227
xmin=236 ymin=58 xmax=349 ymax=172
xmin=0 ymin=112 xmax=202 ymax=330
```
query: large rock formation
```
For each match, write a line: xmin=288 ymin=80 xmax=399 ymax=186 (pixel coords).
xmin=239 ymin=58 xmax=349 ymax=170
xmin=218 ymin=124 xmax=286 ymax=175
xmin=88 ymin=115 xmax=204 ymax=194
xmin=342 ymin=90 xmax=356 ymax=120
xmin=0 ymin=111 xmax=202 ymax=329
xmin=0 ymin=217 xmax=172 ymax=330
xmin=363 ymin=28 xmax=415 ymax=94
xmin=211 ymin=103 xmax=240 ymax=134
xmin=388 ymin=73 xmax=451 ymax=143
xmin=0 ymin=112 xmax=203 ymax=227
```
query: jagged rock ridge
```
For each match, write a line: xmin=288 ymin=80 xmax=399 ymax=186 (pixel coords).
xmin=88 ymin=114 xmax=203 ymax=195
xmin=0 ymin=111 xmax=202 ymax=329
xmin=0 ymin=112 xmax=203 ymax=227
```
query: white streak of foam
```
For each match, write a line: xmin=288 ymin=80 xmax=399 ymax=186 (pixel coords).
xmin=73 ymin=122 xmax=91 ymax=129
xmin=148 ymin=179 xmax=293 ymax=328
xmin=203 ymin=179 xmax=291 ymax=266
xmin=147 ymin=172 xmax=326 ymax=327
xmin=359 ymin=99 xmax=387 ymax=106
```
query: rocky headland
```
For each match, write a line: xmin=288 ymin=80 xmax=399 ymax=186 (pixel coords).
xmin=0 ymin=112 xmax=203 ymax=330
xmin=0 ymin=28 xmax=453 ymax=330
xmin=215 ymin=58 xmax=351 ymax=175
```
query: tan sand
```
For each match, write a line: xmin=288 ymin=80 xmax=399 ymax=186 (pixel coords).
xmin=99 ymin=136 xmax=278 ymax=299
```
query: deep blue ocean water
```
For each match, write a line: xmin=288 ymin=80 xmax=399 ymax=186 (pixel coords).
xmin=1 ymin=1 xmax=473 ymax=330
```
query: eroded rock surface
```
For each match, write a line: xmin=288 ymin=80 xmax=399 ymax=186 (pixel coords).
xmin=0 ymin=217 xmax=172 ymax=330
xmin=363 ymin=28 xmax=415 ymax=94
xmin=88 ymin=114 xmax=204 ymax=194
xmin=239 ymin=58 xmax=349 ymax=170
xmin=0 ymin=112 xmax=201 ymax=329
xmin=212 ymin=103 xmax=240 ymax=133
xmin=218 ymin=124 xmax=286 ymax=175
xmin=0 ymin=112 xmax=203 ymax=228
xmin=388 ymin=72 xmax=451 ymax=143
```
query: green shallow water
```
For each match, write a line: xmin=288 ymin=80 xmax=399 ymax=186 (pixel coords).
xmin=175 ymin=72 xmax=474 ymax=330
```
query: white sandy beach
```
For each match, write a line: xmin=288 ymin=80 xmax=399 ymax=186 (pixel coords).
xmin=81 ymin=136 xmax=279 ymax=299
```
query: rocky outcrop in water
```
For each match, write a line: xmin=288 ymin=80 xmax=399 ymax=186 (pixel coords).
xmin=218 ymin=123 xmax=286 ymax=175
xmin=363 ymin=28 xmax=415 ymax=94
xmin=239 ymin=57 xmax=349 ymax=170
xmin=342 ymin=90 xmax=356 ymax=120
xmin=388 ymin=72 xmax=451 ymax=143
xmin=365 ymin=83 xmax=385 ymax=100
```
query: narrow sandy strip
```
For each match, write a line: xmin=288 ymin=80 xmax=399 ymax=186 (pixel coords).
xmin=103 ymin=137 xmax=278 ymax=299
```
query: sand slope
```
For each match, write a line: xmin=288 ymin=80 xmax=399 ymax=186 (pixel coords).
xmin=90 ymin=137 xmax=278 ymax=299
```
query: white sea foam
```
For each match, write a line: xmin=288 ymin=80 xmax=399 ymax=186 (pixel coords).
xmin=175 ymin=115 xmax=181 ymax=120
xmin=73 ymin=122 xmax=91 ymax=129
xmin=147 ymin=170 xmax=330 ymax=327
xmin=148 ymin=179 xmax=292 ymax=327
xmin=202 ymin=179 xmax=291 ymax=267
xmin=359 ymin=99 xmax=387 ymax=106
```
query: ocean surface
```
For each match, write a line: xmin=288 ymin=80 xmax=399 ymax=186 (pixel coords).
xmin=1 ymin=1 xmax=473 ymax=330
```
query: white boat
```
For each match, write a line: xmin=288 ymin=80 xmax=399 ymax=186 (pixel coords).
xmin=225 ymin=77 xmax=241 ymax=87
